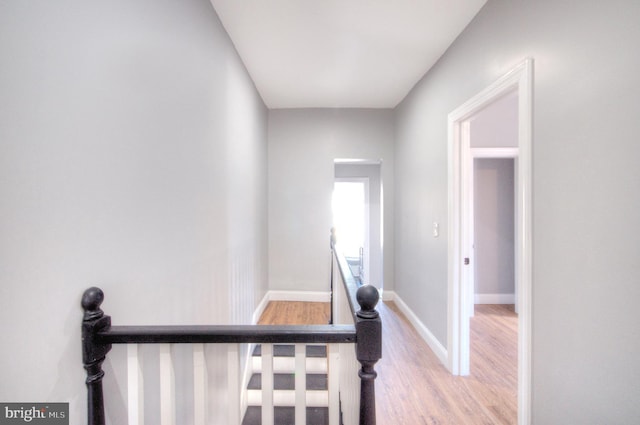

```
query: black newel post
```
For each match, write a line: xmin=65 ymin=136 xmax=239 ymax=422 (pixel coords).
xmin=81 ymin=287 xmax=112 ymax=425
xmin=355 ymin=285 xmax=382 ymax=425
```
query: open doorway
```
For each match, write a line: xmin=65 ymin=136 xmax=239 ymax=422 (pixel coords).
xmin=474 ymin=157 xmax=516 ymax=309
xmin=448 ymin=59 xmax=533 ymax=424
xmin=332 ymin=161 xmax=383 ymax=290
xmin=471 ymin=155 xmax=519 ymax=424
xmin=332 ymin=179 xmax=369 ymax=284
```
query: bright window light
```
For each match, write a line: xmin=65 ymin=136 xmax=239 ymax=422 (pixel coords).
xmin=332 ymin=182 xmax=365 ymax=258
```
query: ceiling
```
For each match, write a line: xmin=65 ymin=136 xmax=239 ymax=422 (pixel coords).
xmin=210 ymin=0 xmax=487 ymax=109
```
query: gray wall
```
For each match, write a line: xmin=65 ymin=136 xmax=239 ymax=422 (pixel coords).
xmin=471 ymin=92 xmax=517 ymax=298
xmin=268 ymin=109 xmax=394 ymax=293
xmin=474 ymin=158 xmax=515 ymax=296
xmin=394 ymin=0 xmax=640 ymax=423
xmin=470 ymin=90 xmax=518 ymax=148
xmin=0 ymin=1 xmax=268 ymax=423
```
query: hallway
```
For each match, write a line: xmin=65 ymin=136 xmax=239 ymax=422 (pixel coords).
xmin=259 ymin=300 xmax=517 ymax=424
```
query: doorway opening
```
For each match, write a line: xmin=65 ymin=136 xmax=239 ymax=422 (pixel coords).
xmin=471 ymin=155 xmax=519 ymax=424
xmin=448 ymin=59 xmax=533 ymax=424
xmin=332 ymin=179 xmax=369 ymax=284
xmin=473 ymin=157 xmax=516 ymax=312
xmin=332 ymin=161 xmax=383 ymax=290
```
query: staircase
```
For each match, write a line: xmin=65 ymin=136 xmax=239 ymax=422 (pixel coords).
xmin=242 ymin=344 xmax=332 ymax=425
xmin=80 ymin=256 xmax=381 ymax=425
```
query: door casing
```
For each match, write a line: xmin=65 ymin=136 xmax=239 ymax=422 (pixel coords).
xmin=447 ymin=58 xmax=533 ymax=425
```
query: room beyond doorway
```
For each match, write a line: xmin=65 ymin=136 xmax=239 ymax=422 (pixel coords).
xmin=332 ymin=179 xmax=368 ymax=283
xmin=332 ymin=161 xmax=383 ymax=290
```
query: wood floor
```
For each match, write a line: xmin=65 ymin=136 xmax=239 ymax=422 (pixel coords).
xmin=258 ymin=301 xmax=517 ymax=425
xmin=258 ymin=301 xmax=330 ymax=325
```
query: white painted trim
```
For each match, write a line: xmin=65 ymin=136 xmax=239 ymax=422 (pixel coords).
xmin=380 ymin=288 xmax=394 ymax=302
xmin=261 ymin=344 xmax=274 ymax=425
xmin=127 ymin=344 xmax=144 ymax=425
xmin=253 ymin=292 xmax=271 ymax=325
xmin=267 ymin=290 xmax=331 ymax=303
xmin=381 ymin=289 xmax=396 ymax=299
xmin=384 ymin=291 xmax=448 ymax=366
xmin=462 ymin=120 xmax=474 ymax=321
xmin=227 ymin=344 xmax=241 ymax=425
xmin=447 ymin=103 xmax=463 ymax=377
xmin=294 ymin=343 xmax=307 ymax=423
xmin=159 ymin=344 xmax=176 ymax=425
xmin=517 ymin=59 xmax=534 ymax=425
xmin=471 ymin=147 xmax=519 ymax=158
xmin=247 ymin=389 xmax=329 ymax=407
xmin=474 ymin=293 xmax=516 ymax=304
xmin=193 ymin=344 xmax=208 ymax=425
xmin=240 ymin=344 xmax=253 ymax=419
xmin=448 ymin=58 xmax=533 ymax=425
xmin=327 ymin=343 xmax=340 ymax=425
xmin=334 ymin=158 xmax=382 ymax=165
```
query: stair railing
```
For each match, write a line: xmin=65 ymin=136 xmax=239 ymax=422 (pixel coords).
xmin=81 ymin=255 xmax=380 ymax=425
xmin=331 ymin=241 xmax=381 ymax=425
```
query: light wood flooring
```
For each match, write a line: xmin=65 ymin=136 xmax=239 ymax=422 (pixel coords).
xmin=258 ymin=301 xmax=330 ymax=325
xmin=258 ymin=301 xmax=517 ymax=424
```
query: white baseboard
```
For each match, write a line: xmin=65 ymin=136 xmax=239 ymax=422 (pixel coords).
xmin=383 ymin=291 xmax=448 ymax=367
xmin=252 ymin=292 xmax=271 ymax=325
xmin=474 ymin=293 xmax=515 ymax=304
xmin=267 ymin=290 xmax=331 ymax=303
xmin=380 ymin=288 xmax=394 ymax=301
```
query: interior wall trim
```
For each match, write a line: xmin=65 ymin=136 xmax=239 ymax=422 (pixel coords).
xmin=383 ymin=291 xmax=448 ymax=366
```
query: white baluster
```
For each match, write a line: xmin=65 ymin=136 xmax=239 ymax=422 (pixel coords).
xmin=228 ymin=343 xmax=241 ymax=425
xmin=295 ymin=343 xmax=306 ymax=425
xmin=127 ymin=344 xmax=144 ymax=425
xmin=159 ymin=344 xmax=175 ymax=425
xmin=261 ymin=344 xmax=274 ymax=425
xmin=193 ymin=344 xmax=208 ymax=425
xmin=328 ymin=343 xmax=340 ymax=425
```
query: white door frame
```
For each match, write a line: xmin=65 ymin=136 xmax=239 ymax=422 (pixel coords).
xmin=447 ymin=58 xmax=533 ymax=424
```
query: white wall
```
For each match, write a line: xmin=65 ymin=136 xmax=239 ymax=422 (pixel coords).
xmin=394 ymin=1 xmax=640 ymax=423
xmin=0 ymin=1 xmax=267 ymax=423
xmin=268 ymin=109 xmax=394 ymax=293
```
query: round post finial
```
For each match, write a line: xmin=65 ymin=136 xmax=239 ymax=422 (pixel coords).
xmin=82 ymin=287 xmax=105 ymax=321
xmin=356 ymin=284 xmax=380 ymax=319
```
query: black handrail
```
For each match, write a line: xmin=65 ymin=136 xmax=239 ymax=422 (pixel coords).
xmin=81 ymin=249 xmax=381 ymax=425
xmin=99 ymin=324 xmax=356 ymax=345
